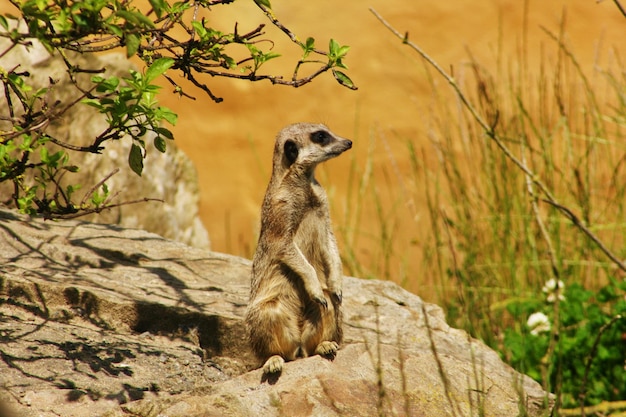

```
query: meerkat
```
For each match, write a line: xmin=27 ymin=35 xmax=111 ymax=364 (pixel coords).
xmin=245 ymin=123 xmax=352 ymax=374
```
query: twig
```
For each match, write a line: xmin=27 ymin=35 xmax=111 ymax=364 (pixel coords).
xmin=184 ymin=71 xmax=224 ymax=103
xmin=78 ymin=168 xmax=120 ymax=208
xmin=542 ymin=199 xmax=626 ymax=272
xmin=50 ymin=197 xmax=164 ymax=220
xmin=0 ymin=41 xmax=18 ymax=61
xmin=361 ymin=300 xmax=390 ymax=417
xmin=162 ymin=74 xmax=196 ymax=100
xmin=579 ymin=314 xmax=624 ymax=416
xmin=560 ymin=400 xmax=626 ymax=416
xmin=523 ymin=149 xmax=563 ymax=407
xmin=252 ymin=1 xmax=329 ymax=56
xmin=522 ymin=151 xmax=560 ymax=281
xmin=252 ymin=2 xmax=299 ymax=45
xmin=421 ymin=303 xmax=462 ymax=417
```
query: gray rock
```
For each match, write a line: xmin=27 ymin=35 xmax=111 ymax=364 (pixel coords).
xmin=0 ymin=207 xmax=551 ymax=416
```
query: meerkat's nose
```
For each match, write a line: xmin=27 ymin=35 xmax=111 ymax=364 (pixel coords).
xmin=345 ymin=140 xmax=353 ymax=149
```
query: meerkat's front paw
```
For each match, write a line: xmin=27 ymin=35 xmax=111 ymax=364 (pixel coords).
xmin=307 ymin=287 xmax=328 ymax=308
xmin=263 ymin=355 xmax=285 ymax=374
xmin=315 ymin=341 xmax=339 ymax=357
xmin=313 ymin=294 xmax=328 ymax=308
xmin=327 ymin=274 xmax=343 ymax=304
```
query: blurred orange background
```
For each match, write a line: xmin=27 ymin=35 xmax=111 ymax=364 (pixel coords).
xmin=155 ymin=1 xmax=624 ymax=280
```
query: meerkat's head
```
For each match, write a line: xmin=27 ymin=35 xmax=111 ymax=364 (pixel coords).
xmin=273 ymin=123 xmax=352 ymax=175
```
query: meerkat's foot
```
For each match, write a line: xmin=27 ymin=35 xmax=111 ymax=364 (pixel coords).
xmin=262 ymin=355 xmax=285 ymax=374
xmin=315 ymin=341 xmax=339 ymax=357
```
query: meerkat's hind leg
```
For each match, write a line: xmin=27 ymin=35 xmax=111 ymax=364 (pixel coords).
xmin=263 ymin=355 xmax=285 ymax=374
xmin=315 ymin=340 xmax=339 ymax=357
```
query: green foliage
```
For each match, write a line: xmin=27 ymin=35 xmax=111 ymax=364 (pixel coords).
xmin=0 ymin=0 xmax=356 ymax=218
xmin=83 ymin=57 xmax=177 ymax=176
xmin=328 ymin=39 xmax=355 ymax=89
xmin=504 ymin=280 xmax=626 ymax=407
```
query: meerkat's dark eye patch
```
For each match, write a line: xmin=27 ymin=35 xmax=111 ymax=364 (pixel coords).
xmin=310 ymin=130 xmax=331 ymax=145
xmin=284 ymin=140 xmax=299 ymax=166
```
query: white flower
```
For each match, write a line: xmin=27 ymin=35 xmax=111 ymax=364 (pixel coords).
xmin=542 ymin=278 xmax=566 ymax=303
xmin=527 ymin=312 xmax=551 ymax=336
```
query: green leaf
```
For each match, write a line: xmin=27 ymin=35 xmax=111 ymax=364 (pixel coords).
xmin=107 ymin=23 xmax=124 ymax=38
xmin=148 ymin=0 xmax=167 ymax=18
xmin=125 ymin=33 xmax=140 ymax=58
xmin=333 ymin=59 xmax=347 ymax=69
xmin=0 ymin=16 xmax=8 ymax=30
xmin=301 ymin=37 xmax=315 ymax=59
xmin=133 ymin=11 xmax=156 ymax=29
xmin=337 ymin=45 xmax=351 ymax=57
xmin=170 ymin=1 xmax=190 ymax=13
xmin=40 ymin=146 xmax=49 ymax=164
xmin=42 ymin=149 xmax=64 ymax=167
xmin=92 ymin=75 xmax=119 ymax=93
xmin=154 ymin=136 xmax=166 ymax=153
xmin=158 ymin=107 xmax=178 ymax=125
xmin=254 ymin=0 xmax=272 ymax=9
xmin=102 ymin=76 xmax=120 ymax=91
xmin=91 ymin=184 xmax=109 ymax=208
xmin=35 ymin=0 xmax=47 ymax=11
xmin=329 ymin=38 xmax=340 ymax=55
xmin=191 ymin=21 xmax=207 ymax=39
xmin=128 ymin=143 xmax=144 ymax=176
xmin=65 ymin=183 xmax=80 ymax=200
xmin=72 ymin=12 xmax=87 ymax=28
xmin=332 ymin=70 xmax=357 ymax=90
xmin=155 ymin=126 xmax=174 ymax=139
xmin=144 ymin=57 xmax=175 ymax=84
xmin=116 ymin=10 xmax=155 ymax=28
xmin=263 ymin=52 xmax=281 ymax=61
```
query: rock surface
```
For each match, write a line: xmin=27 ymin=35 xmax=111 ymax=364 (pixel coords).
xmin=0 ymin=36 xmax=209 ymax=249
xmin=0 ymin=207 xmax=551 ymax=416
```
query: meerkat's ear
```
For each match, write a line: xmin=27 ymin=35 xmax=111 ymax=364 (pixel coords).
xmin=284 ymin=140 xmax=299 ymax=166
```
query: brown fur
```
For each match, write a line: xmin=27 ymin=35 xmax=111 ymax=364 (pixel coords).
xmin=245 ymin=123 xmax=352 ymax=374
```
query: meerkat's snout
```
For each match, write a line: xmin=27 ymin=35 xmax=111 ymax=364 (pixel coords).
xmin=309 ymin=128 xmax=352 ymax=155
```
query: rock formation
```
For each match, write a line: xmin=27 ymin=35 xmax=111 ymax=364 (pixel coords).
xmin=0 ymin=36 xmax=209 ymax=249
xmin=0 ymin=206 xmax=551 ymax=416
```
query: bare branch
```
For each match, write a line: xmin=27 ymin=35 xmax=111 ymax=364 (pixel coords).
xmin=49 ymin=197 xmax=164 ymax=220
xmin=542 ymin=199 xmax=626 ymax=272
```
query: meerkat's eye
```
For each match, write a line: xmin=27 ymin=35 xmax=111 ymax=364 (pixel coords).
xmin=310 ymin=130 xmax=331 ymax=145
